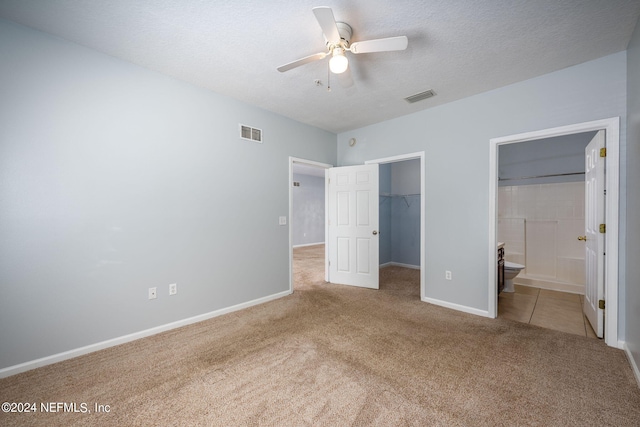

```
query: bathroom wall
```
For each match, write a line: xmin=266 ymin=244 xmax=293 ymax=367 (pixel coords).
xmin=292 ymin=173 xmax=325 ymax=247
xmin=498 ymin=182 xmax=586 ymax=293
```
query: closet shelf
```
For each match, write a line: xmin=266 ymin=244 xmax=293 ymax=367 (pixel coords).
xmin=379 ymin=192 xmax=420 ymax=207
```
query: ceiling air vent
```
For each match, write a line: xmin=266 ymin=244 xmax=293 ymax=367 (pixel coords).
xmin=404 ymin=89 xmax=435 ymax=104
xmin=240 ymin=124 xmax=263 ymax=143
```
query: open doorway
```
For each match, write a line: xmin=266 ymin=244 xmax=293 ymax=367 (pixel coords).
xmin=290 ymin=152 xmax=425 ymax=299
xmin=488 ymin=118 xmax=620 ymax=348
xmin=366 ymin=152 xmax=426 ymax=300
xmin=288 ymin=157 xmax=331 ymax=292
xmin=496 ymin=131 xmax=597 ymax=338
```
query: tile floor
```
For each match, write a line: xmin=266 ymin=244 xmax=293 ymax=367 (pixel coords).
xmin=498 ymin=284 xmax=598 ymax=338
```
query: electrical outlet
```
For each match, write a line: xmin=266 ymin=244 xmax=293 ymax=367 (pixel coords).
xmin=445 ymin=271 xmax=452 ymax=280
xmin=148 ymin=287 xmax=157 ymax=300
xmin=169 ymin=283 xmax=177 ymax=295
xmin=279 ymin=216 xmax=287 ymax=226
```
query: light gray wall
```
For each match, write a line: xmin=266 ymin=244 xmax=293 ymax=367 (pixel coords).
xmin=0 ymin=19 xmax=336 ymax=370
xmin=390 ymin=160 xmax=421 ymax=267
xmin=389 ymin=195 xmax=421 ymax=267
xmin=626 ymin=17 xmax=640 ymax=380
xmin=498 ymin=131 xmax=596 ymax=186
xmin=379 ymin=160 xmax=421 ymax=267
xmin=338 ymin=52 xmax=627 ymax=318
xmin=292 ymin=173 xmax=325 ymax=246
xmin=391 ymin=159 xmax=421 ymax=195
xmin=379 ymin=164 xmax=392 ymax=264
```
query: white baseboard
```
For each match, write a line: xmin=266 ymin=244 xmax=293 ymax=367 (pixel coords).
xmin=292 ymin=242 xmax=324 ymax=248
xmin=622 ymin=341 xmax=640 ymax=388
xmin=0 ymin=290 xmax=291 ymax=379
xmin=380 ymin=262 xmax=420 ymax=270
xmin=422 ymin=296 xmax=491 ymax=318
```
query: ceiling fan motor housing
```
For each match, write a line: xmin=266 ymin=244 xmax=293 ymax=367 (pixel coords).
xmin=329 ymin=22 xmax=352 ymax=48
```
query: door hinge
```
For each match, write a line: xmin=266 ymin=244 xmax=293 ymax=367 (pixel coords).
xmin=598 ymin=299 xmax=605 ymax=310
xmin=599 ymin=224 xmax=606 ymax=233
xmin=600 ymin=147 xmax=606 ymax=157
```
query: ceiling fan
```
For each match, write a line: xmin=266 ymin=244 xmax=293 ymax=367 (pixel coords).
xmin=277 ymin=7 xmax=408 ymax=75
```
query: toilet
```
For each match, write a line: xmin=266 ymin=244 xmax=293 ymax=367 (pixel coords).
xmin=503 ymin=261 xmax=525 ymax=292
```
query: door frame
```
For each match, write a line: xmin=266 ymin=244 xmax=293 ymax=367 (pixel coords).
xmin=365 ymin=152 xmax=426 ymax=300
xmin=288 ymin=157 xmax=332 ymax=293
xmin=488 ymin=118 xmax=620 ymax=348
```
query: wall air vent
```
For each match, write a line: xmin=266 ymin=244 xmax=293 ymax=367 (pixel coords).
xmin=404 ymin=89 xmax=436 ymax=104
xmin=239 ymin=124 xmax=263 ymax=143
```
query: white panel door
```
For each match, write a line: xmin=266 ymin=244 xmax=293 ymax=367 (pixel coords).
xmin=584 ymin=130 xmax=605 ymax=338
xmin=327 ymin=164 xmax=379 ymax=289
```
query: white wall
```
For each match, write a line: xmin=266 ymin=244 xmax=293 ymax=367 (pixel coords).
xmin=499 ymin=182 xmax=585 ymax=293
xmin=625 ymin=17 xmax=640 ymax=379
xmin=338 ymin=52 xmax=627 ymax=318
xmin=0 ymin=19 xmax=336 ymax=371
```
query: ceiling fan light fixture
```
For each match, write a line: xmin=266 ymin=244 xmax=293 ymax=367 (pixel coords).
xmin=329 ymin=48 xmax=348 ymax=74
xmin=276 ymin=7 xmax=408 ymax=78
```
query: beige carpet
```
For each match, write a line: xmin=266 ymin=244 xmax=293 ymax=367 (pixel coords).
xmin=1 ymin=244 xmax=639 ymax=426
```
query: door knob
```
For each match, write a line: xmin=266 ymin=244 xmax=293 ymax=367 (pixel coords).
xmin=578 ymin=236 xmax=587 ymax=241
xmin=372 ymin=230 xmax=378 ymax=235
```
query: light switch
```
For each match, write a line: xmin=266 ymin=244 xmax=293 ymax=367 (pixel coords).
xmin=279 ymin=216 xmax=287 ymax=226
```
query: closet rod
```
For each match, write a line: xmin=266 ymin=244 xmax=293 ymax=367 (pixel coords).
xmin=379 ymin=192 xmax=420 ymax=197
xmin=498 ymin=172 xmax=584 ymax=181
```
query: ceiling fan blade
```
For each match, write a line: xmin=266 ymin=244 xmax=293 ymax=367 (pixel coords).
xmin=277 ymin=52 xmax=327 ymax=72
xmin=350 ymin=36 xmax=408 ymax=54
xmin=312 ymin=6 xmax=341 ymax=44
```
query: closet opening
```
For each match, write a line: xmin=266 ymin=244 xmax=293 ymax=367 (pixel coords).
xmin=366 ymin=152 xmax=425 ymax=300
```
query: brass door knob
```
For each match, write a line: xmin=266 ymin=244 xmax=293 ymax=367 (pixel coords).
xmin=578 ymin=236 xmax=587 ymax=241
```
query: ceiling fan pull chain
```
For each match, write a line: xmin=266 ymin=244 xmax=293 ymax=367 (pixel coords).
xmin=327 ymin=62 xmax=332 ymax=92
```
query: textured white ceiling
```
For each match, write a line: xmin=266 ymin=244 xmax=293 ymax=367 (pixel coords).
xmin=1 ymin=0 xmax=639 ymax=134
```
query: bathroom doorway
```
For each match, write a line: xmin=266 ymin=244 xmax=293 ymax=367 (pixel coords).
xmin=496 ymin=131 xmax=597 ymax=338
xmin=488 ymin=118 xmax=620 ymax=347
